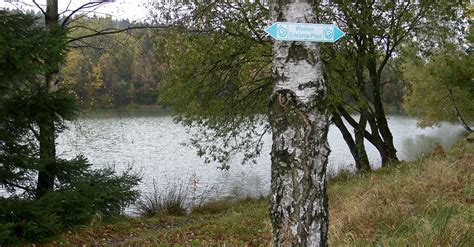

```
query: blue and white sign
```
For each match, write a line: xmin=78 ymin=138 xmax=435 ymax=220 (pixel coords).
xmin=265 ymin=22 xmax=345 ymax=42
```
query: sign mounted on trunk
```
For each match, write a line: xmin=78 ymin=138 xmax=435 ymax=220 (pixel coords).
xmin=265 ymin=22 xmax=345 ymax=42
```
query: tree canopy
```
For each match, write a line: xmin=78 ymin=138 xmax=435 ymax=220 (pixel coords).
xmin=403 ymin=40 xmax=473 ymax=132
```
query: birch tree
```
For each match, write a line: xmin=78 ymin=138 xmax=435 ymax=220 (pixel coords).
xmin=268 ymin=1 xmax=330 ymax=245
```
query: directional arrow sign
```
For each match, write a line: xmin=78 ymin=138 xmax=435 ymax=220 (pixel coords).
xmin=265 ymin=22 xmax=345 ymax=42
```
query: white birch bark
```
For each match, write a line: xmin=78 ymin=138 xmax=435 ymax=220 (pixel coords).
xmin=269 ymin=1 xmax=331 ymax=246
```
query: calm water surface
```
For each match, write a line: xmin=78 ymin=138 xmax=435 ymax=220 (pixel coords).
xmin=57 ymin=110 xmax=465 ymax=199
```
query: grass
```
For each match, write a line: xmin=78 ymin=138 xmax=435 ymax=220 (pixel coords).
xmin=41 ymin=139 xmax=473 ymax=246
xmin=328 ymin=140 xmax=473 ymax=246
xmin=135 ymin=181 xmax=188 ymax=217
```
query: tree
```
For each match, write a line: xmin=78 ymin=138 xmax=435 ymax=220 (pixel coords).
xmin=0 ymin=12 xmax=141 ymax=243
xmin=268 ymin=1 xmax=330 ymax=245
xmin=0 ymin=11 xmax=68 ymax=194
xmin=403 ymin=44 xmax=473 ymax=132
xmin=151 ymin=0 xmax=470 ymax=242
xmin=61 ymin=16 xmax=161 ymax=109
xmin=5 ymin=0 xmax=154 ymax=197
xmin=320 ymin=0 xmax=465 ymax=166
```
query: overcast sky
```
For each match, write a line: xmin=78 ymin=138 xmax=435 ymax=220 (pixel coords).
xmin=0 ymin=0 xmax=151 ymax=21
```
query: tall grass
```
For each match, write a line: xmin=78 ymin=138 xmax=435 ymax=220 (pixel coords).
xmin=135 ymin=180 xmax=188 ymax=217
xmin=329 ymin=141 xmax=473 ymax=246
xmin=134 ymin=174 xmax=223 ymax=217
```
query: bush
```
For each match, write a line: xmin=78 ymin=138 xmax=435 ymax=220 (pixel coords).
xmin=0 ymin=157 xmax=141 ymax=245
xmin=0 ymin=197 xmax=61 ymax=244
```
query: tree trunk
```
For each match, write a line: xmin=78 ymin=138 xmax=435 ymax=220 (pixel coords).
xmin=354 ymin=109 xmax=371 ymax=172
xmin=269 ymin=1 xmax=330 ymax=246
xmin=337 ymin=105 xmax=394 ymax=166
xmin=366 ymin=113 xmax=394 ymax=165
xmin=372 ymin=87 xmax=398 ymax=164
xmin=332 ymin=112 xmax=370 ymax=172
xmin=368 ymin=59 xmax=399 ymax=164
xmin=36 ymin=118 xmax=57 ymax=198
xmin=353 ymin=56 xmax=371 ymax=172
xmin=448 ymin=89 xmax=472 ymax=133
xmin=36 ymin=0 xmax=59 ymax=198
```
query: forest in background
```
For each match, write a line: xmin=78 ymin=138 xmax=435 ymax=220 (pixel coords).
xmin=59 ymin=16 xmax=404 ymax=111
xmin=62 ymin=17 xmax=160 ymax=109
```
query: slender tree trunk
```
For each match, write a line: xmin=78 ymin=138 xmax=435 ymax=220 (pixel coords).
xmin=354 ymin=109 xmax=371 ymax=172
xmin=269 ymin=1 xmax=330 ymax=245
xmin=332 ymin=112 xmax=370 ymax=172
xmin=353 ymin=58 xmax=371 ymax=172
xmin=366 ymin=113 xmax=394 ymax=165
xmin=36 ymin=0 xmax=59 ymax=198
xmin=448 ymin=89 xmax=472 ymax=133
xmin=367 ymin=57 xmax=398 ymax=164
xmin=372 ymin=86 xmax=398 ymax=164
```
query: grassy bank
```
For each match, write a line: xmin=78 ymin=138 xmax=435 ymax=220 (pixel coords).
xmin=43 ymin=140 xmax=472 ymax=246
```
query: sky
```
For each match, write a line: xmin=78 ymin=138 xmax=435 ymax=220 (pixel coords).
xmin=0 ymin=0 xmax=151 ymax=22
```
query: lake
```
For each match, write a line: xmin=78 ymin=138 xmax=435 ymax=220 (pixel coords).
xmin=57 ymin=110 xmax=465 ymax=201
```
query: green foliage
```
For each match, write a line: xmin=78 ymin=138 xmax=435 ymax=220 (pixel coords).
xmin=0 ymin=89 xmax=79 ymax=195
xmin=320 ymin=0 xmax=464 ymax=107
xmin=0 ymin=158 xmax=140 ymax=245
xmin=0 ymin=11 xmax=67 ymax=92
xmin=399 ymin=4 xmax=472 ymax=129
xmin=403 ymin=41 xmax=473 ymax=128
xmin=0 ymin=198 xmax=61 ymax=244
xmin=0 ymin=11 xmax=74 ymax=194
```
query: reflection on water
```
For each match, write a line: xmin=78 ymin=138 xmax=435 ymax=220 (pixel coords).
xmin=57 ymin=110 xmax=465 ymax=198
